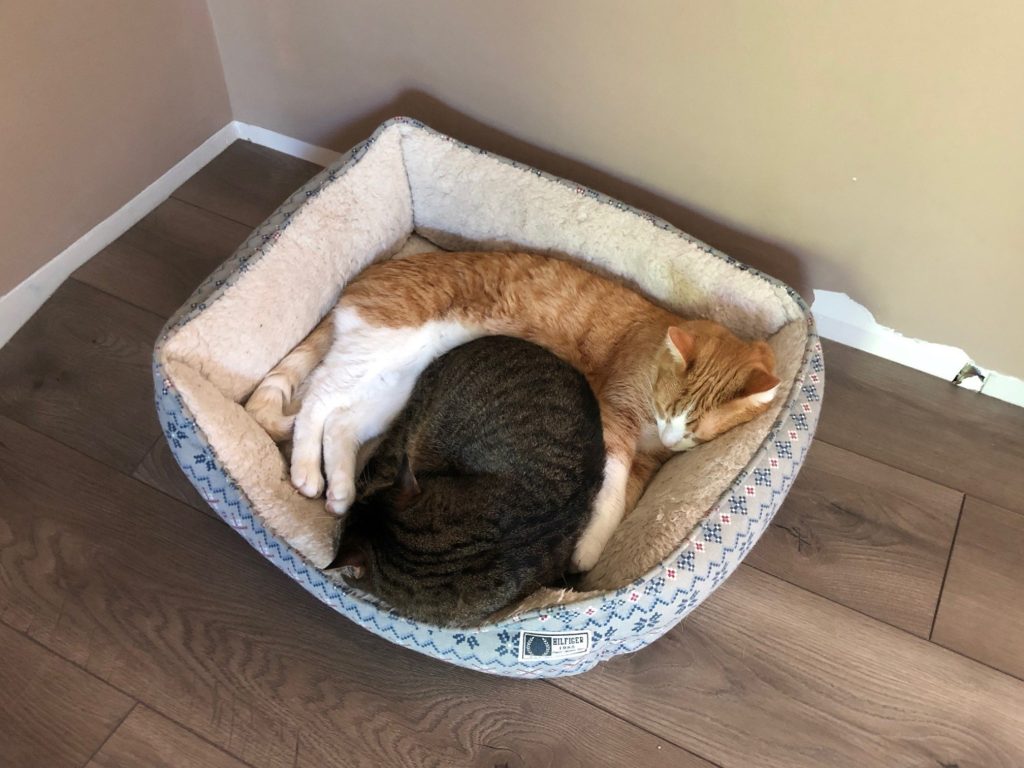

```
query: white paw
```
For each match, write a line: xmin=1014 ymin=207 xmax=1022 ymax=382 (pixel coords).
xmin=325 ymin=473 xmax=356 ymax=516
xmin=570 ymin=535 xmax=606 ymax=573
xmin=291 ymin=463 xmax=325 ymax=498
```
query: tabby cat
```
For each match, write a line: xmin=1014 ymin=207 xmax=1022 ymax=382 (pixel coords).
xmin=247 ymin=251 xmax=780 ymax=571
xmin=332 ymin=335 xmax=605 ymax=626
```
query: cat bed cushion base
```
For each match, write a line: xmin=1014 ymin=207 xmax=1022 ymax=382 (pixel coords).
xmin=154 ymin=118 xmax=823 ymax=677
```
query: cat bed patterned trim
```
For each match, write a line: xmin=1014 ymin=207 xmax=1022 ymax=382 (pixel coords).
xmin=153 ymin=118 xmax=823 ymax=678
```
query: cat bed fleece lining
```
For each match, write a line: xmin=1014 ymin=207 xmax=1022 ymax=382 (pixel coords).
xmin=154 ymin=118 xmax=823 ymax=677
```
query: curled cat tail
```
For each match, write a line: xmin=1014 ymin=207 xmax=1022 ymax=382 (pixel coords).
xmin=245 ymin=314 xmax=334 ymax=442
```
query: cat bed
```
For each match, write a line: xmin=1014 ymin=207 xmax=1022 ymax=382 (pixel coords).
xmin=154 ymin=118 xmax=823 ymax=677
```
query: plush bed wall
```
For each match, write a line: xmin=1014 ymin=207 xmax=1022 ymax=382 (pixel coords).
xmin=164 ymin=128 xmax=412 ymax=402
xmin=158 ymin=120 xmax=810 ymax=605
xmin=401 ymin=128 xmax=801 ymax=339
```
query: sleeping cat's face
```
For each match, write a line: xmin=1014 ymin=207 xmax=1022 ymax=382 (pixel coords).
xmin=652 ymin=323 xmax=780 ymax=451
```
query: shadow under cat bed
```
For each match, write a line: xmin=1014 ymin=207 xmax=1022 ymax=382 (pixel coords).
xmin=153 ymin=119 xmax=823 ymax=677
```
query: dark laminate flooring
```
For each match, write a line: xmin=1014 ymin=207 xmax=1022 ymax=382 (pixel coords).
xmin=2 ymin=141 xmax=1023 ymax=768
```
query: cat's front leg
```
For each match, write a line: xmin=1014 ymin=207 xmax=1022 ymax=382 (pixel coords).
xmin=625 ymin=450 xmax=664 ymax=513
xmin=290 ymin=362 xmax=356 ymax=498
xmin=320 ymin=382 xmax=415 ymax=515
xmin=571 ymin=451 xmax=631 ymax=572
xmin=323 ymin=409 xmax=360 ymax=514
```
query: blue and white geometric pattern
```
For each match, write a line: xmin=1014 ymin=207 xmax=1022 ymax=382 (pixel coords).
xmin=152 ymin=118 xmax=823 ymax=678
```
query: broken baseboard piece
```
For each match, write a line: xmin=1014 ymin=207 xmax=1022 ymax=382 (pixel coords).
xmin=812 ymin=290 xmax=1024 ymax=408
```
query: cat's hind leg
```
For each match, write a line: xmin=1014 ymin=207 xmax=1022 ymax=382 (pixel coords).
xmin=246 ymin=313 xmax=333 ymax=441
xmin=571 ymin=403 xmax=640 ymax=572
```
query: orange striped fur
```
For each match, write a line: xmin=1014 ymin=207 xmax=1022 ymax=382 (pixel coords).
xmin=246 ymin=251 xmax=780 ymax=570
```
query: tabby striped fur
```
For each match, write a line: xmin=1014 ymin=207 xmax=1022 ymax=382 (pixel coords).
xmin=335 ymin=336 xmax=605 ymax=626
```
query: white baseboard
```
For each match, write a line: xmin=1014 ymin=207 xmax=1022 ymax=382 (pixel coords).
xmin=3 ymin=120 xmax=1022 ymax=410
xmin=980 ymin=371 xmax=1024 ymax=408
xmin=234 ymin=122 xmax=342 ymax=167
xmin=812 ymin=290 xmax=983 ymax=387
xmin=812 ymin=290 xmax=1024 ymax=408
xmin=0 ymin=119 xmax=343 ymax=350
xmin=0 ymin=122 xmax=241 ymax=348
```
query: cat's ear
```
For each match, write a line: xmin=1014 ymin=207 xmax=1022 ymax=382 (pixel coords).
xmin=666 ymin=327 xmax=696 ymax=366
xmin=395 ymin=454 xmax=421 ymax=505
xmin=741 ymin=367 xmax=781 ymax=405
xmin=328 ymin=542 xmax=368 ymax=579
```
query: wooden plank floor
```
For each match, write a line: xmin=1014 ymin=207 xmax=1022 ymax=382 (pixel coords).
xmin=2 ymin=140 xmax=1023 ymax=768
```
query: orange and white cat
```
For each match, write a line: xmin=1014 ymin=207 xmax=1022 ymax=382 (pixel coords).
xmin=247 ymin=251 xmax=780 ymax=570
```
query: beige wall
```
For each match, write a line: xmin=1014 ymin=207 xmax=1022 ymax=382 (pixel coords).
xmin=0 ymin=1 xmax=230 ymax=295
xmin=208 ymin=0 xmax=1024 ymax=376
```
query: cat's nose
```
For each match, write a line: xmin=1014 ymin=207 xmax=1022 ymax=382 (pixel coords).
xmin=659 ymin=421 xmax=685 ymax=447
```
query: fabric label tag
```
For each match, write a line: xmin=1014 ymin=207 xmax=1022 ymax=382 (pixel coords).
xmin=518 ymin=630 xmax=592 ymax=660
